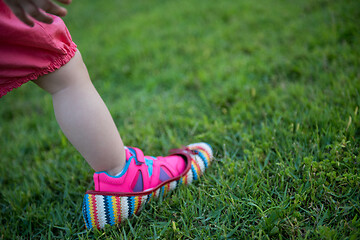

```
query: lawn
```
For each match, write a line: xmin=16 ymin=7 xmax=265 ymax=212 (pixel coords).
xmin=0 ymin=0 xmax=359 ymax=239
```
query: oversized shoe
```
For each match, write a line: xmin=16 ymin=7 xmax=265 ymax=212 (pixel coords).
xmin=82 ymin=142 xmax=213 ymax=230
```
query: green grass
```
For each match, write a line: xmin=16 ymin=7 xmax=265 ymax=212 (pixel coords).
xmin=1 ymin=0 xmax=360 ymax=239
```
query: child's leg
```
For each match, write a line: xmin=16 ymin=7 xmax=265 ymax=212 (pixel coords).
xmin=33 ymin=51 xmax=125 ymax=175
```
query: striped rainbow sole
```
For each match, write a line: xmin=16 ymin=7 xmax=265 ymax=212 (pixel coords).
xmin=82 ymin=142 xmax=213 ymax=230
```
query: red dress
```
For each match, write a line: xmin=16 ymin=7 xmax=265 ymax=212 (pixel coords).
xmin=0 ymin=0 xmax=77 ymax=97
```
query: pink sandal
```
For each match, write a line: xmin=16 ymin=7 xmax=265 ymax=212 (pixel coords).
xmin=82 ymin=142 xmax=213 ymax=229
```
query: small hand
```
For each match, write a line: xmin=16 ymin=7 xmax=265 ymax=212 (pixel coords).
xmin=3 ymin=0 xmax=72 ymax=27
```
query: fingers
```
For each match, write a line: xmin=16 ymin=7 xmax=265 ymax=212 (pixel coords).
xmin=40 ymin=0 xmax=67 ymax=17
xmin=10 ymin=4 xmax=36 ymax=27
xmin=3 ymin=0 xmax=70 ymax=27
xmin=55 ymin=0 xmax=72 ymax=4
xmin=23 ymin=2 xmax=54 ymax=24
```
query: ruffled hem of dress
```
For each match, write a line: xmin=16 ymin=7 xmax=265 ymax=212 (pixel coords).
xmin=0 ymin=42 xmax=77 ymax=98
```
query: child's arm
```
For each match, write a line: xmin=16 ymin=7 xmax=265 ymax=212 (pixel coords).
xmin=3 ymin=0 xmax=71 ymax=27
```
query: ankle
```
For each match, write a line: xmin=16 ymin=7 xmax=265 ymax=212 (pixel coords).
xmin=106 ymin=163 xmax=126 ymax=176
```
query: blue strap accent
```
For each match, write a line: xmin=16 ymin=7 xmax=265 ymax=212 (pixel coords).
xmin=128 ymin=147 xmax=136 ymax=156
xmin=144 ymin=157 xmax=154 ymax=177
